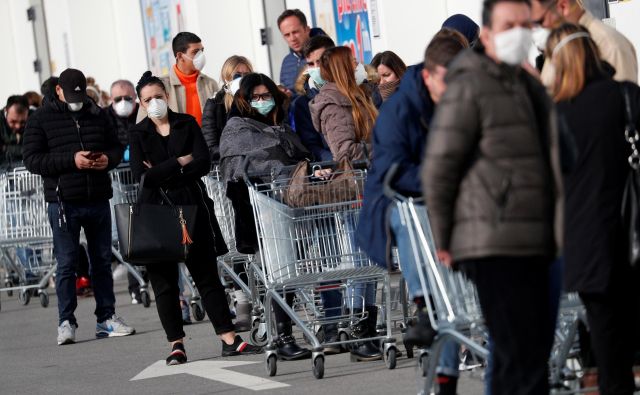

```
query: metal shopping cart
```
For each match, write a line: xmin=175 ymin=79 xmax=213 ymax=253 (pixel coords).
xmin=0 ymin=167 xmax=57 ymax=310
xmin=245 ymin=163 xmax=398 ymax=379
xmin=202 ymin=165 xmax=265 ymax=342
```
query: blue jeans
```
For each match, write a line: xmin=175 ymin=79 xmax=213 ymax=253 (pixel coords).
xmin=390 ymin=206 xmax=460 ymax=377
xmin=48 ymin=201 xmax=116 ymax=326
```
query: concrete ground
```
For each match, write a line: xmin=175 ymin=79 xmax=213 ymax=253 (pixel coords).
xmin=0 ymin=278 xmax=486 ymax=395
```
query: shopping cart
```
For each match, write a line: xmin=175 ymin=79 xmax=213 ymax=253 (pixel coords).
xmin=0 ymin=167 xmax=57 ymax=310
xmin=202 ymin=165 xmax=265 ymax=341
xmin=245 ymin=162 xmax=398 ymax=379
xmin=109 ymin=164 xmax=205 ymax=318
xmin=383 ymin=164 xmax=488 ymax=393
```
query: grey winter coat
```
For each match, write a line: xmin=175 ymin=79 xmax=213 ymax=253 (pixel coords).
xmin=219 ymin=116 xmax=310 ymax=183
xmin=309 ymin=82 xmax=371 ymax=161
xmin=421 ymin=49 xmax=562 ymax=262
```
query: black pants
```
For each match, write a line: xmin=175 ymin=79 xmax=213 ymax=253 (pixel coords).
xmin=146 ymin=239 xmax=235 ymax=342
xmin=579 ymin=262 xmax=640 ymax=395
xmin=460 ymin=256 xmax=553 ymax=395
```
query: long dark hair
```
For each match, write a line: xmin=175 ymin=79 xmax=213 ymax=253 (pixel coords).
xmin=234 ymin=73 xmax=288 ymax=125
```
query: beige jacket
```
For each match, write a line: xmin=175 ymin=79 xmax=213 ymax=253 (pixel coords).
xmin=137 ymin=66 xmax=218 ymax=122
xmin=541 ymin=10 xmax=638 ymax=87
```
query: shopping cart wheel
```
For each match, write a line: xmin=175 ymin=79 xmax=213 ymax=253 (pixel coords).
xmin=338 ymin=331 xmax=350 ymax=352
xmin=312 ymin=355 xmax=324 ymax=379
xmin=140 ymin=290 xmax=151 ymax=308
xmin=39 ymin=292 xmax=49 ymax=308
xmin=192 ymin=303 xmax=206 ymax=321
xmin=18 ymin=289 xmax=30 ymax=305
xmin=266 ymin=354 xmax=277 ymax=377
xmin=385 ymin=347 xmax=397 ymax=370
xmin=249 ymin=323 xmax=268 ymax=347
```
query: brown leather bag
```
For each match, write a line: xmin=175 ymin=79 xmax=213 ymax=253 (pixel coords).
xmin=283 ymin=159 xmax=363 ymax=208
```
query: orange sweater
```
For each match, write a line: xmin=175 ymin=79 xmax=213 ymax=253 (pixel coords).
xmin=174 ymin=65 xmax=203 ymax=125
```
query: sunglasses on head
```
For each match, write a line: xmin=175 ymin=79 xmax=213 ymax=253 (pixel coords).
xmin=113 ymin=96 xmax=133 ymax=103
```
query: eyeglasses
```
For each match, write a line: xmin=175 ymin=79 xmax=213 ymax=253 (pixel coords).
xmin=113 ymin=96 xmax=133 ymax=103
xmin=251 ymin=93 xmax=273 ymax=102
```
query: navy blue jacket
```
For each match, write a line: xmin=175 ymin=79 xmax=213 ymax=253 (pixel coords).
xmin=356 ymin=65 xmax=435 ymax=266
xmin=279 ymin=27 xmax=327 ymax=92
xmin=289 ymin=88 xmax=333 ymax=162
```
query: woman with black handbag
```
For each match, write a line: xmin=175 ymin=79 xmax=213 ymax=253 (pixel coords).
xmin=128 ymin=71 xmax=262 ymax=365
xmin=547 ymin=24 xmax=640 ymax=394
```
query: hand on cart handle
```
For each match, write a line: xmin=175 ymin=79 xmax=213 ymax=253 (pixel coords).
xmin=437 ymin=249 xmax=453 ymax=268
xmin=313 ymin=167 xmax=333 ymax=180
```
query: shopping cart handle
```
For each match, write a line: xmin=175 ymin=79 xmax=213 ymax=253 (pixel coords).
xmin=383 ymin=163 xmax=402 ymax=200
xmin=241 ymin=158 xmax=370 ymax=184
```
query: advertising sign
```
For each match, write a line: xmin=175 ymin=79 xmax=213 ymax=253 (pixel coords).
xmin=140 ymin=0 xmax=183 ymax=77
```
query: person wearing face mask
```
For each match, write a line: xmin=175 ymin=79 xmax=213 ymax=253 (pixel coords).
xmin=137 ymin=32 xmax=217 ymax=126
xmin=23 ymin=68 xmax=136 ymax=346
xmin=421 ymin=1 xmax=563 ymax=393
xmin=531 ymin=0 xmax=637 ymax=87
xmin=201 ymin=55 xmax=253 ymax=162
xmin=0 ymin=95 xmax=29 ymax=168
xmin=219 ymin=73 xmax=311 ymax=361
xmin=547 ymin=23 xmax=640 ymax=395
xmin=289 ymin=35 xmax=335 ymax=162
xmin=357 ymin=28 xmax=469 ymax=394
xmin=106 ymin=80 xmax=138 ymax=151
xmin=128 ymin=71 xmax=262 ymax=365
xmin=370 ymin=51 xmax=407 ymax=102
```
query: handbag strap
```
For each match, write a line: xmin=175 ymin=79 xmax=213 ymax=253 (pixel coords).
xmin=136 ymin=173 xmax=177 ymax=210
xmin=621 ymin=83 xmax=640 ymax=170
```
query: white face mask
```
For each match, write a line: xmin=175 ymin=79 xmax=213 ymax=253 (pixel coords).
xmin=494 ymin=26 xmax=533 ymax=66
xmin=354 ymin=63 xmax=368 ymax=84
xmin=184 ymin=50 xmax=206 ymax=71
xmin=147 ymin=98 xmax=168 ymax=119
xmin=532 ymin=27 xmax=551 ymax=52
xmin=225 ymin=77 xmax=242 ymax=96
xmin=113 ymin=99 xmax=134 ymax=117
xmin=68 ymin=102 xmax=83 ymax=112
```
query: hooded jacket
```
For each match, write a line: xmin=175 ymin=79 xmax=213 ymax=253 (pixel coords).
xmin=356 ymin=65 xmax=435 ymax=265
xmin=422 ymin=49 xmax=561 ymax=262
xmin=23 ymin=97 xmax=122 ymax=202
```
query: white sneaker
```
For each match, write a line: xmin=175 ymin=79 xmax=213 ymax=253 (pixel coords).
xmin=57 ymin=320 xmax=76 ymax=345
xmin=96 ymin=314 xmax=136 ymax=338
xmin=131 ymin=292 xmax=140 ymax=304
xmin=112 ymin=264 xmax=128 ymax=281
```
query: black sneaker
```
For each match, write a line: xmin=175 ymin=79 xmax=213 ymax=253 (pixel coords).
xmin=166 ymin=342 xmax=187 ymax=365
xmin=222 ymin=335 xmax=263 ymax=356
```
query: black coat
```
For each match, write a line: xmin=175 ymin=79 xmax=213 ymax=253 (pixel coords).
xmin=559 ymin=74 xmax=640 ymax=293
xmin=201 ymin=90 xmax=227 ymax=162
xmin=23 ymin=97 xmax=122 ymax=202
xmin=128 ymin=110 xmax=228 ymax=258
xmin=106 ymin=103 xmax=139 ymax=147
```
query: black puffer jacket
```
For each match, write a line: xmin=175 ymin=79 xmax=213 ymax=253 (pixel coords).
xmin=201 ymin=90 xmax=227 ymax=162
xmin=22 ymin=97 xmax=123 ymax=202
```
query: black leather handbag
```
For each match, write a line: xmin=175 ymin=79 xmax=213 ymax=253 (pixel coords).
xmin=621 ymin=83 xmax=640 ymax=268
xmin=115 ymin=175 xmax=197 ymax=265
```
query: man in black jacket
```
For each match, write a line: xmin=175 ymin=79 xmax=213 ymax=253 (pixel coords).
xmin=106 ymin=79 xmax=138 ymax=149
xmin=0 ymin=95 xmax=29 ymax=168
xmin=23 ymin=68 xmax=135 ymax=345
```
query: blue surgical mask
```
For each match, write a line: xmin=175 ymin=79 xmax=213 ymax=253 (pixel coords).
xmin=251 ymin=98 xmax=276 ymax=116
xmin=307 ymin=67 xmax=326 ymax=88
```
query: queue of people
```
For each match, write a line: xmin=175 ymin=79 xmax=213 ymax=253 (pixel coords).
xmin=1 ymin=1 xmax=638 ymax=393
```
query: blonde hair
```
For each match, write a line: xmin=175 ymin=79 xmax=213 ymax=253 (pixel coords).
xmin=546 ymin=23 xmax=603 ymax=102
xmin=320 ymin=46 xmax=378 ymax=144
xmin=219 ymin=55 xmax=253 ymax=111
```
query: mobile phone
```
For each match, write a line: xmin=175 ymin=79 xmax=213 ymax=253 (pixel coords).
xmin=87 ymin=152 xmax=103 ymax=160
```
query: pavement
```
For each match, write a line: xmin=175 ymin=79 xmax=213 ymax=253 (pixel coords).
xmin=0 ymin=279 xmax=486 ymax=395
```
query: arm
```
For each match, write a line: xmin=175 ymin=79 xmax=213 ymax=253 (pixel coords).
xmin=201 ymin=97 xmax=222 ymax=161
xmin=291 ymin=98 xmax=333 ymax=162
xmin=421 ymin=78 xmax=479 ymax=250
xmin=179 ymin=118 xmax=212 ymax=181
xmin=128 ymin=131 xmax=181 ymax=187
xmin=101 ymin=112 xmax=124 ymax=171
xmin=22 ymin=117 xmax=77 ymax=176
xmin=320 ymin=104 xmax=365 ymax=161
